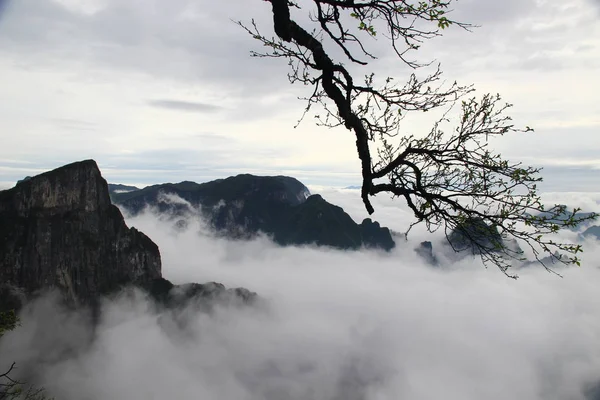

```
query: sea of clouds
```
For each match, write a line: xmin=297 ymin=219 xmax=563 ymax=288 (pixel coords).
xmin=1 ymin=189 xmax=600 ymax=400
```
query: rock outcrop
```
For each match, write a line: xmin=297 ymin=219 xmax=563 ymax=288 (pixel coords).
xmin=360 ymin=218 xmax=396 ymax=250
xmin=446 ymin=217 xmax=504 ymax=254
xmin=415 ymin=241 xmax=438 ymax=265
xmin=147 ymin=277 xmax=257 ymax=311
xmin=273 ymin=195 xmax=394 ymax=251
xmin=0 ymin=160 xmax=162 ymax=309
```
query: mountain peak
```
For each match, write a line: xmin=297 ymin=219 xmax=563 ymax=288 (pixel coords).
xmin=0 ymin=159 xmax=161 ymax=308
xmin=4 ymin=159 xmax=109 ymax=215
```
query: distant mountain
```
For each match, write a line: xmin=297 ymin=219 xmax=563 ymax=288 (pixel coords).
xmin=415 ymin=241 xmax=438 ymax=265
xmin=521 ymin=251 xmax=567 ymax=269
xmin=435 ymin=217 xmax=526 ymax=269
xmin=582 ymin=225 xmax=600 ymax=240
xmin=108 ymin=183 xmax=140 ymax=194
xmin=447 ymin=217 xmax=504 ymax=254
xmin=148 ymin=278 xmax=256 ymax=311
xmin=112 ymin=175 xmax=395 ymax=251
xmin=112 ymin=175 xmax=310 ymax=216
xmin=274 ymin=195 xmax=394 ymax=250
xmin=536 ymin=205 xmax=598 ymax=230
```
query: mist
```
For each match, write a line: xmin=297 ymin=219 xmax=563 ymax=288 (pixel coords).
xmin=2 ymin=190 xmax=600 ymax=400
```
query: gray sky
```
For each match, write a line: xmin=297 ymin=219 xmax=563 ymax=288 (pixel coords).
xmin=0 ymin=0 xmax=599 ymax=189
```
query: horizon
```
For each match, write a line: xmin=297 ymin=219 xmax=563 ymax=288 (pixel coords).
xmin=2 ymin=159 xmax=599 ymax=224
xmin=1 ymin=159 xmax=600 ymax=196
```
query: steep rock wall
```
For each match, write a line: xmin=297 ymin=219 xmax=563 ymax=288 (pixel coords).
xmin=0 ymin=160 xmax=161 ymax=308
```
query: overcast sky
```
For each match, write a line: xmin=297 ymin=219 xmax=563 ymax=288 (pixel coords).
xmin=0 ymin=0 xmax=599 ymax=190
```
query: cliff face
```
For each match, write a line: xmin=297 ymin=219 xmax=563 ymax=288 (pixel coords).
xmin=0 ymin=160 xmax=162 ymax=308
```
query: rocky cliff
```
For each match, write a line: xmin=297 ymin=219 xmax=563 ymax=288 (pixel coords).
xmin=0 ymin=160 xmax=162 ymax=309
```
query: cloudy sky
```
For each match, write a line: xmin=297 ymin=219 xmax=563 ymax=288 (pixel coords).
xmin=0 ymin=0 xmax=599 ymax=190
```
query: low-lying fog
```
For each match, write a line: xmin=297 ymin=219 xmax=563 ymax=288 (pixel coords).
xmin=2 ymin=189 xmax=600 ymax=400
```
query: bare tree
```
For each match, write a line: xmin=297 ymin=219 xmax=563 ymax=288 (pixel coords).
xmin=240 ymin=0 xmax=597 ymax=277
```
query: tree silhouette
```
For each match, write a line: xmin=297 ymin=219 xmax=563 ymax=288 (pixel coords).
xmin=240 ymin=0 xmax=596 ymax=276
xmin=0 ymin=311 xmax=51 ymax=400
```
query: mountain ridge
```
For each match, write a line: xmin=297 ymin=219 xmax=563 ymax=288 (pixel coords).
xmin=110 ymin=175 xmax=396 ymax=251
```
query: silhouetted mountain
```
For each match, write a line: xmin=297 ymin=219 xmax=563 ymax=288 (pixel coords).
xmin=536 ymin=205 xmax=597 ymax=231
xmin=148 ymin=278 xmax=257 ymax=311
xmin=447 ymin=217 xmax=504 ymax=254
xmin=520 ymin=251 xmax=567 ymax=269
xmin=415 ymin=241 xmax=438 ymax=265
xmin=360 ymin=218 xmax=396 ymax=250
xmin=108 ymin=183 xmax=140 ymax=195
xmin=584 ymin=380 xmax=600 ymax=400
xmin=274 ymin=195 xmax=394 ymax=250
xmin=0 ymin=160 xmax=255 ymax=312
xmin=112 ymin=175 xmax=395 ymax=251
xmin=582 ymin=225 xmax=600 ymax=240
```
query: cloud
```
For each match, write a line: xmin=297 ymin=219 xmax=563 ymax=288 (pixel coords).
xmin=0 ymin=0 xmax=599 ymax=191
xmin=0 ymin=0 xmax=9 ymax=17
xmin=50 ymin=117 xmax=100 ymax=131
xmin=147 ymin=99 xmax=222 ymax=113
xmin=418 ymin=0 xmax=599 ymax=72
xmin=2 ymin=191 xmax=600 ymax=400
xmin=0 ymin=0 xmax=286 ymax=96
